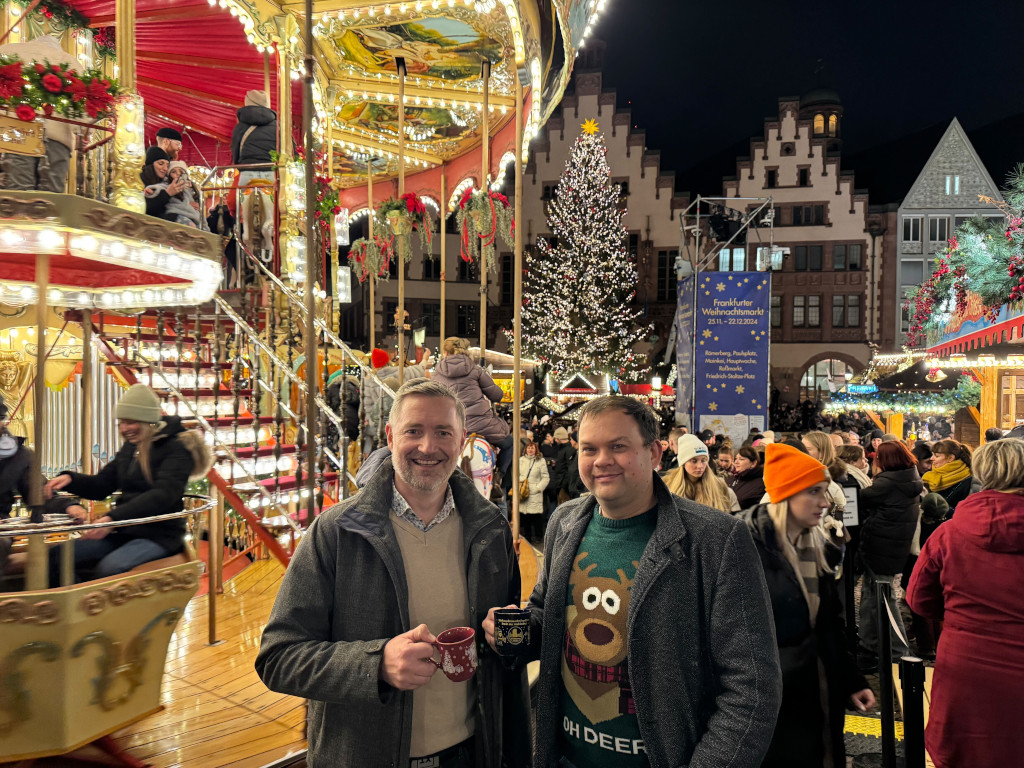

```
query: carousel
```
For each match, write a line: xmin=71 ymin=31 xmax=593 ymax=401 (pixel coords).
xmin=0 ymin=0 xmax=595 ymax=763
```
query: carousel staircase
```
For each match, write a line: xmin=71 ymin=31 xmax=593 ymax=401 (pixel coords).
xmin=73 ymin=257 xmax=394 ymax=571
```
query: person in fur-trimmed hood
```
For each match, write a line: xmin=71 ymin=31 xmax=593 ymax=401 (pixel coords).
xmin=44 ymin=384 xmax=212 ymax=582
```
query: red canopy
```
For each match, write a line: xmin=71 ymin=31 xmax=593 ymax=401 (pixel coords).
xmin=69 ymin=0 xmax=300 ymax=167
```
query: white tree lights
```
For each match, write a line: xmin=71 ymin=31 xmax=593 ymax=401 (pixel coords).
xmin=519 ymin=121 xmax=650 ymax=381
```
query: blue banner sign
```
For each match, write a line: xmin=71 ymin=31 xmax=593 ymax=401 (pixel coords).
xmin=692 ymin=272 xmax=771 ymax=442
xmin=675 ymin=274 xmax=695 ymax=427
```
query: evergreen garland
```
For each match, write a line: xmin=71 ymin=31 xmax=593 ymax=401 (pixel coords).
xmin=825 ymin=376 xmax=981 ymax=416
xmin=905 ymin=165 xmax=1024 ymax=346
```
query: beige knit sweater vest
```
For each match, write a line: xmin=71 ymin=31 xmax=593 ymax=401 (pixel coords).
xmin=391 ymin=510 xmax=475 ymax=757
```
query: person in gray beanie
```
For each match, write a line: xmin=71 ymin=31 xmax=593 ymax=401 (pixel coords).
xmin=43 ymin=384 xmax=212 ymax=582
xmin=232 ymin=89 xmax=278 ymax=168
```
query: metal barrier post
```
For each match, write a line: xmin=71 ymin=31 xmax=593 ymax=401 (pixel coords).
xmin=207 ymin=489 xmax=224 ymax=646
xmin=900 ymin=656 xmax=927 ymax=768
xmin=877 ymin=578 xmax=897 ymax=768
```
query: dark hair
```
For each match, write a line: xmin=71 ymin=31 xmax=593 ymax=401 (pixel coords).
xmin=735 ymin=446 xmax=759 ymax=465
xmin=0 ymin=399 xmax=7 ymax=421
xmin=782 ymin=438 xmax=808 ymax=453
xmin=911 ymin=443 xmax=933 ymax=462
xmin=874 ymin=441 xmax=917 ymax=472
xmin=578 ymin=395 xmax=658 ymax=446
xmin=932 ymin=438 xmax=972 ymax=468
xmin=985 ymin=427 xmax=1006 ymax=443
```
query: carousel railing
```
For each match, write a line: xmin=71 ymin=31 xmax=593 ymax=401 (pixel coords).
xmin=238 ymin=242 xmax=398 ymax=452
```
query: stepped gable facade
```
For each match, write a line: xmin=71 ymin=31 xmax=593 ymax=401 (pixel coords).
xmin=718 ymin=89 xmax=887 ymax=405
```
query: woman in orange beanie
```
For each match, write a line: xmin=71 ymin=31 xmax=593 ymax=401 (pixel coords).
xmin=742 ymin=443 xmax=874 ymax=768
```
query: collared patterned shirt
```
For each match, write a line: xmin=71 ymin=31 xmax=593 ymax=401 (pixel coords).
xmin=391 ymin=480 xmax=456 ymax=532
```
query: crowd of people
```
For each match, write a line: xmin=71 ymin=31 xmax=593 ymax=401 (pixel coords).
xmin=256 ymin=366 xmax=1024 ymax=768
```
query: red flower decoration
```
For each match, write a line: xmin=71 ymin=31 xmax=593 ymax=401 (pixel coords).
xmin=64 ymin=76 xmax=85 ymax=102
xmin=84 ymin=78 xmax=113 ymax=116
xmin=15 ymin=104 xmax=36 ymax=122
xmin=33 ymin=63 xmax=45 ymax=74
xmin=42 ymin=8 xmax=53 ymax=18
xmin=42 ymin=73 xmax=62 ymax=93
xmin=42 ymin=103 xmax=53 ymax=117
xmin=0 ymin=62 xmax=23 ymax=99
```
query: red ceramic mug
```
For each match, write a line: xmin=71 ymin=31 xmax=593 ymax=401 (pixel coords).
xmin=431 ymin=626 xmax=477 ymax=682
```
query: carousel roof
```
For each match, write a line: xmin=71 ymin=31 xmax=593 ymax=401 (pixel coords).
xmin=66 ymin=0 xmax=598 ymax=200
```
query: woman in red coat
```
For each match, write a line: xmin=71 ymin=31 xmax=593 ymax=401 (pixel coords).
xmin=906 ymin=437 xmax=1024 ymax=768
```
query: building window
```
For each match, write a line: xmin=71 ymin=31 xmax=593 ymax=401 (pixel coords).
xmin=795 ymin=246 xmax=806 ymax=271
xmin=657 ymin=249 xmax=677 ymax=302
xmin=717 ymin=247 xmax=745 ymax=272
xmin=833 ymin=244 xmax=847 ymax=271
xmin=847 ymin=295 xmax=861 ymax=327
xmin=799 ymin=359 xmax=855 ymax=401
xmin=813 ymin=113 xmax=825 ymax=136
xmin=793 ymin=295 xmax=820 ymax=326
xmin=832 ymin=295 xmax=861 ymax=328
xmin=766 ymin=169 xmax=777 ymax=188
xmin=423 ymin=301 xmax=441 ymax=335
xmin=792 ymin=205 xmax=824 ymax=226
xmin=500 ymin=253 xmax=514 ymax=305
xmin=929 ymin=217 xmax=949 ymax=242
xmin=458 ymin=259 xmax=477 ymax=282
xmin=627 ymin=233 xmax=640 ymax=260
xmin=828 ymin=114 xmax=838 ymax=136
xmin=771 ymin=295 xmax=782 ymax=328
xmin=384 ymin=301 xmax=398 ymax=331
xmin=945 ymin=175 xmax=961 ymax=195
xmin=902 ymin=216 xmax=922 ymax=242
xmin=807 ymin=245 xmax=822 ymax=270
xmin=798 ymin=168 xmax=810 ymax=187
xmin=456 ymin=304 xmax=477 ymax=337
xmin=388 ymin=256 xmax=399 ymax=278
xmin=423 ymin=255 xmax=441 ymax=280
xmin=849 ymin=243 xmax=862 ymax=270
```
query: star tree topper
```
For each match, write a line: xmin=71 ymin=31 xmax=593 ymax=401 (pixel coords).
xmin=581 ymin=118 xmax=599 ymax=135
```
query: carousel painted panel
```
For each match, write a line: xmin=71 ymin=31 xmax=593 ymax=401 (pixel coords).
xmin=0 ymin=561 xmax=200 ymax=761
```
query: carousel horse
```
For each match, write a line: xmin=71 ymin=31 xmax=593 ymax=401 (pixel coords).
xmin=459 ymin=434 xmax=495 ymax=500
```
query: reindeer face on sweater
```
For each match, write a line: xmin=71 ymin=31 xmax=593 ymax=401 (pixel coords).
xmin=568 ymin=551 xmax=636 ymax=667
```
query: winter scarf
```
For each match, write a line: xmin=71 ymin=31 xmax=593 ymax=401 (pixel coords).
xmin=922 ymin=459 xmax=970 ymax=492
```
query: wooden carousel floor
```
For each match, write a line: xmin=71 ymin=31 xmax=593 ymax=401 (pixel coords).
xmin=5 ymin=537 xmax=539 ymax=768
xmin=109 ymin=558 xmax=307 ymax=768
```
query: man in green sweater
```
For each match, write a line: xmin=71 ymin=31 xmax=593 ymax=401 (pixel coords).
xmin=485 ymin=396 xmax=781 ymax=768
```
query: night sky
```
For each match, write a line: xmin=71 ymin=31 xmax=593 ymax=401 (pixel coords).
xmin=596 ymin=0 xmax=1024 ymax=198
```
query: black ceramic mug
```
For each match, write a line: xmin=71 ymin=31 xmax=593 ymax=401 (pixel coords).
xmin=493 ymin=607 xmax=531 ymax=657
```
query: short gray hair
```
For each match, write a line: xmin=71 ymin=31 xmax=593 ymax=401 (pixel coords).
xmin=973 ymin=437 xmax=1024 ymax=492
xmin=389 ymin=377 xmax=466 ymax=431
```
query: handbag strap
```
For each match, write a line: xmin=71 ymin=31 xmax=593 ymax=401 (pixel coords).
xmin=238 ymin=124 xmax=258 ymax=158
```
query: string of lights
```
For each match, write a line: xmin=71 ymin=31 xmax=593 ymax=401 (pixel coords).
xmin=517 ymin=121 xmax=650 ymax=380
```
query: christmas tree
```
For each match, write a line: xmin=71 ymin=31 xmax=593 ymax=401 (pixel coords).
xmin=520 ymin=120 xmax=650 ymax=380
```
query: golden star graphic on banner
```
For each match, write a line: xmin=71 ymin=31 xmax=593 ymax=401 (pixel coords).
xmin=708 ymin=402 xmax=718 ymax=412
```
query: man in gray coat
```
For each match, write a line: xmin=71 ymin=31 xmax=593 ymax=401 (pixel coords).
xmin=485 ymin=396 xmax=781 ymax=768
xmin=256 ymin=378 xmax=528 ymax=768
